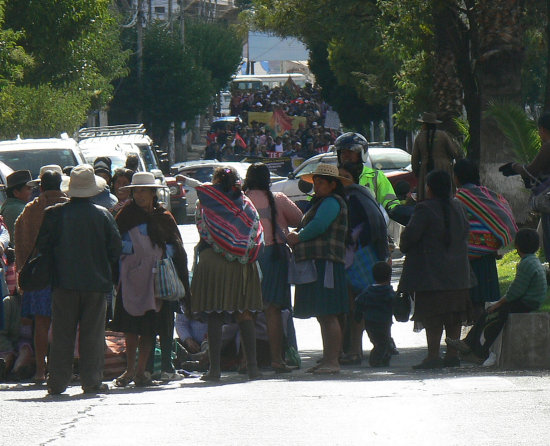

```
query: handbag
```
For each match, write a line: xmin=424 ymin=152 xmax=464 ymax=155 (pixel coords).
xmin=154 ymin=257 xmax=186 ymax=301
xmin=19 ymin=252 xmax=52 ymax=293
xmin=287 ymin=253 xmax=317 ymax=285
xmin=393 ymin=291 xmax=412 ymax=322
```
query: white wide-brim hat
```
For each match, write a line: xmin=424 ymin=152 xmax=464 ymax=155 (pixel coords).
xmin=120 ymin=172 xmax=164 ymax=190
xmin=301 ymin=163 xmax=353 ymax=186
xmin=62 ymin=164 xmax=106 ymax=198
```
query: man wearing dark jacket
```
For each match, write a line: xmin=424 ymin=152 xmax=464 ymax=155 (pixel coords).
xmin=38 ymin=165 xmax=122 ymax=394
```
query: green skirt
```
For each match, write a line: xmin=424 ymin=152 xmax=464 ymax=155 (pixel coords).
xmin=294 ymin=260 xmax=349 ymax=318
xmin=190 ymin=247 xmax=263 ymax=313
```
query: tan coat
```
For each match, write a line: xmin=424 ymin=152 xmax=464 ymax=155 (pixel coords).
xmin=412 ymin=129 xmax=463 ymax=201
xmin=14 ymin=190 xmax=68 ymax=271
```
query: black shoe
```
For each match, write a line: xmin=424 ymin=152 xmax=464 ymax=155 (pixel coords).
xmin=47 ymin=387 xmax=66 ymax=395
xmin=443 ymin=356 xmax=461 ymax=368
xmin=83 ymin=383 xmax=109 ymax=394
xmin=445 ymin=338 xmax=471 ymax=354
xmin=412 ymin=357 xmax=444 ymax=370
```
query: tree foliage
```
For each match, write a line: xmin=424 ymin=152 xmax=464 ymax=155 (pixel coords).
xmin=109 ymin=19 xmax=242 ymax=140
xmin=249 ymin=0 xmax=392 ymax=131
xmin=0 ymin=0 xmax=129 ymax=138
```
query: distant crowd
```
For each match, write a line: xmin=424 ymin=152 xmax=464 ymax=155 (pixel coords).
xmin=204 ymin=84 xmax=338 ymax=161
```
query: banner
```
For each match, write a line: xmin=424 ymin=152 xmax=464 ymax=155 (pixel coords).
xmin=247 ymin=112 xmax=308 ymax=135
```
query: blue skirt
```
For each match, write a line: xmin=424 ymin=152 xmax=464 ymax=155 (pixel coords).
xmin=470 ymin=255 xmax=500 ymax=304
xmin=294 ymin=260 xmax=349 ymax=318
xmin=22 ymin=287 xmax=52 ymax=318
xmin=258 ymin=245 xmax=291 ymax=309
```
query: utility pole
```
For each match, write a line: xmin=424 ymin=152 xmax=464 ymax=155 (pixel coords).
xmin=168 ymin=0 xmax=172 ymax=25
xmin=179 ymin=0 xmax=187 ymax=161
xmin=136 ymin=0 xmax=144 ymax=122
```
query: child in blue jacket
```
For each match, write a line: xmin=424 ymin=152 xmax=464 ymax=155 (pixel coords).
xmin=354 ymin=261 xmax=395 ymax=367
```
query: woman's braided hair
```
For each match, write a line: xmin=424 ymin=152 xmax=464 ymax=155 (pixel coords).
xmin=243 ymin=163 xmax=278 ymax=255
xmin=426 ymin=170 xmax=452 ymax=248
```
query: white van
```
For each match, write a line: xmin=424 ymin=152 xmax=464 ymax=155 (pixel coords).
xmin=76 ymin=124 xmax=170 ymax=209
xmin=0 ymin=134 xmax=85 ymax=179
xmin=231 ymin=73 xmax=308 ymax=91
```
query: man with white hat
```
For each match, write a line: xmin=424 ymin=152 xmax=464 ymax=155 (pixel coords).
xmin=37 ymin=164 xmax=122 ymax=394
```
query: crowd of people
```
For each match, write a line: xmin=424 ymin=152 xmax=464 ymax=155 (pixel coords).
xmin=0 ymin=110 xmax=548 ymax=394
xmin=204 ymin=84 xmax=337 ymax=161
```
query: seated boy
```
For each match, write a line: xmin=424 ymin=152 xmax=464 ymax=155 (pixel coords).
xmin=447 ymin=228 xmax=547 ymax=362
xmin=354 ymin=261 xmax=395 ymax=367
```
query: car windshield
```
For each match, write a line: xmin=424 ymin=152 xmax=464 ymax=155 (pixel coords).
xmin=0 ymin=149 xmax=78 ymax=178
xmin=369 ymin=150 xmax=411 ymax=170
xmin=180 ymin=167 xmax=215 ymax=183
xmin=83 ymin=152 xmax=128 ymax=171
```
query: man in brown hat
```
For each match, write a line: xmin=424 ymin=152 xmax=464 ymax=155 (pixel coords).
xmin=0 ymin=170 xmax=33 ymax=241
xmin=411 ymin=112 xmax=463 ymax=201
xmin=37 ymin=165 xmax=122 ymax=394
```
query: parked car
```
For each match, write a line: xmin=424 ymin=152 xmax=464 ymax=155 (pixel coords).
xmin=271 ymin=147 xmax=416 ymax=204
xmin=77 ymin=124 xmax=171 ymax=211
xmin=173 ymin=161 xmax=285 ymax=221
xmin=0 ymin=134 xmax=85 ymax=179
xmin=165 ymin=176 xmax=187 ymax=224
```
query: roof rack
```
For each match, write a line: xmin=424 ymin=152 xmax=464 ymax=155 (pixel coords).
xmin=76 ymin=124 xmax=148 ymax=140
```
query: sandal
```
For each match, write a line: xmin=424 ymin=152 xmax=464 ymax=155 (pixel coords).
xmin=134 ymin=373 xmax=155 ymax=387
xmin=412 ymin=357 xmax=444 ymax=370
xmin=312 ymin=366 xmax=340 ymax=375
xmin=200 ymin=373 xmax=220 ymax=382
xmin=306 ymin=364 xmax=322 ymax=373
xmin=339 ymin=354 xmax=362 ymax=366
xmin=114 ymin=373 xmax=134 ymax=388
xmin=271 ymin=362 xmax=292 ymax=374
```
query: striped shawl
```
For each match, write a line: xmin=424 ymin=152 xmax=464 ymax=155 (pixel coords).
xmin=196 ymin=184 xmax=263 ymax=263
xmin=455 ymin=184 xmax=517 ymax=258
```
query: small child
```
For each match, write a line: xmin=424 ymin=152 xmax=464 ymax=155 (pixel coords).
xmin=447 ymin=228 xmax=548 ymax=362
xmin=354 ymin=261 xmax=395 ymax=367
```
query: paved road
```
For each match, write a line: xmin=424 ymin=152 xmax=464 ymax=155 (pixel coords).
xmin=2 ymin=225 xmax=550 ymax=445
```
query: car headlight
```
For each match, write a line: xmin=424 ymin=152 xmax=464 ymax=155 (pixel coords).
xmin=169 ymin=185 xmax=179 ymax=196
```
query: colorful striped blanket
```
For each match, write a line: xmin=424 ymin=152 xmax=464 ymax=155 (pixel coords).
xmin=455 ymin=184 xmax=517 ymax=259
xmin=196 ymin=184 xmax=263 ymax=263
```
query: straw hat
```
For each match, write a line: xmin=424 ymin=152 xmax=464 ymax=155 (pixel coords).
xmin=119 ymin=172 xmax=164 ymax=190
xmin=417 ymin=112 xmax=442 ymax=124
xmin=63 ymin=164 xmax=106 ymax=198
xmin=300 ymin=163 xmax=353 ymax=186
xmin=27 ymin=164 xmax=67 ymax=187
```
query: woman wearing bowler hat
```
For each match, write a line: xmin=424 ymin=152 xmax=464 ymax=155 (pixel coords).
xmin=412 ymin=112 xmax=463 ymax=201
xmin=287 ymin=163 xmax=350 ymax=374
xmin=111 ymin=172 xmax=189 ymax=386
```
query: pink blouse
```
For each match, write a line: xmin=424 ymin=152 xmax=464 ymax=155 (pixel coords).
xmin=246 ymin=190 xmax=303 ymax=246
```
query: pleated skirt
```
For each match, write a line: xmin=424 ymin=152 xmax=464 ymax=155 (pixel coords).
xmin=257 ymin=244 xmax=291 ymax=309
xmin=294 ymin=260 xmax=349 ymax=318
xmin=469 ymin=255 xmax=500 ymax=304
xmin=190 ymin=247 xmax=263 ymax=313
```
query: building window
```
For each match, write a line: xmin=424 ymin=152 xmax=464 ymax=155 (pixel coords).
xmin=154 ymin=7 xmax=165 ymax=13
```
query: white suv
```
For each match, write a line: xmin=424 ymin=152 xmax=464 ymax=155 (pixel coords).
xmin=0 ymin=134 xmax=85 ymax=179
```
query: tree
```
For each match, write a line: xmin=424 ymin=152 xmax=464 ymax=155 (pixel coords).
xmin=250 ymin=0 xmax=394 ymax=132
xmin=0 ymin=0 xmax=129 ymax=138
xmin=109 ymin=19 xmax=243 ymax=143
xmin=184 ymin=20 xmax=243 ymax=92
